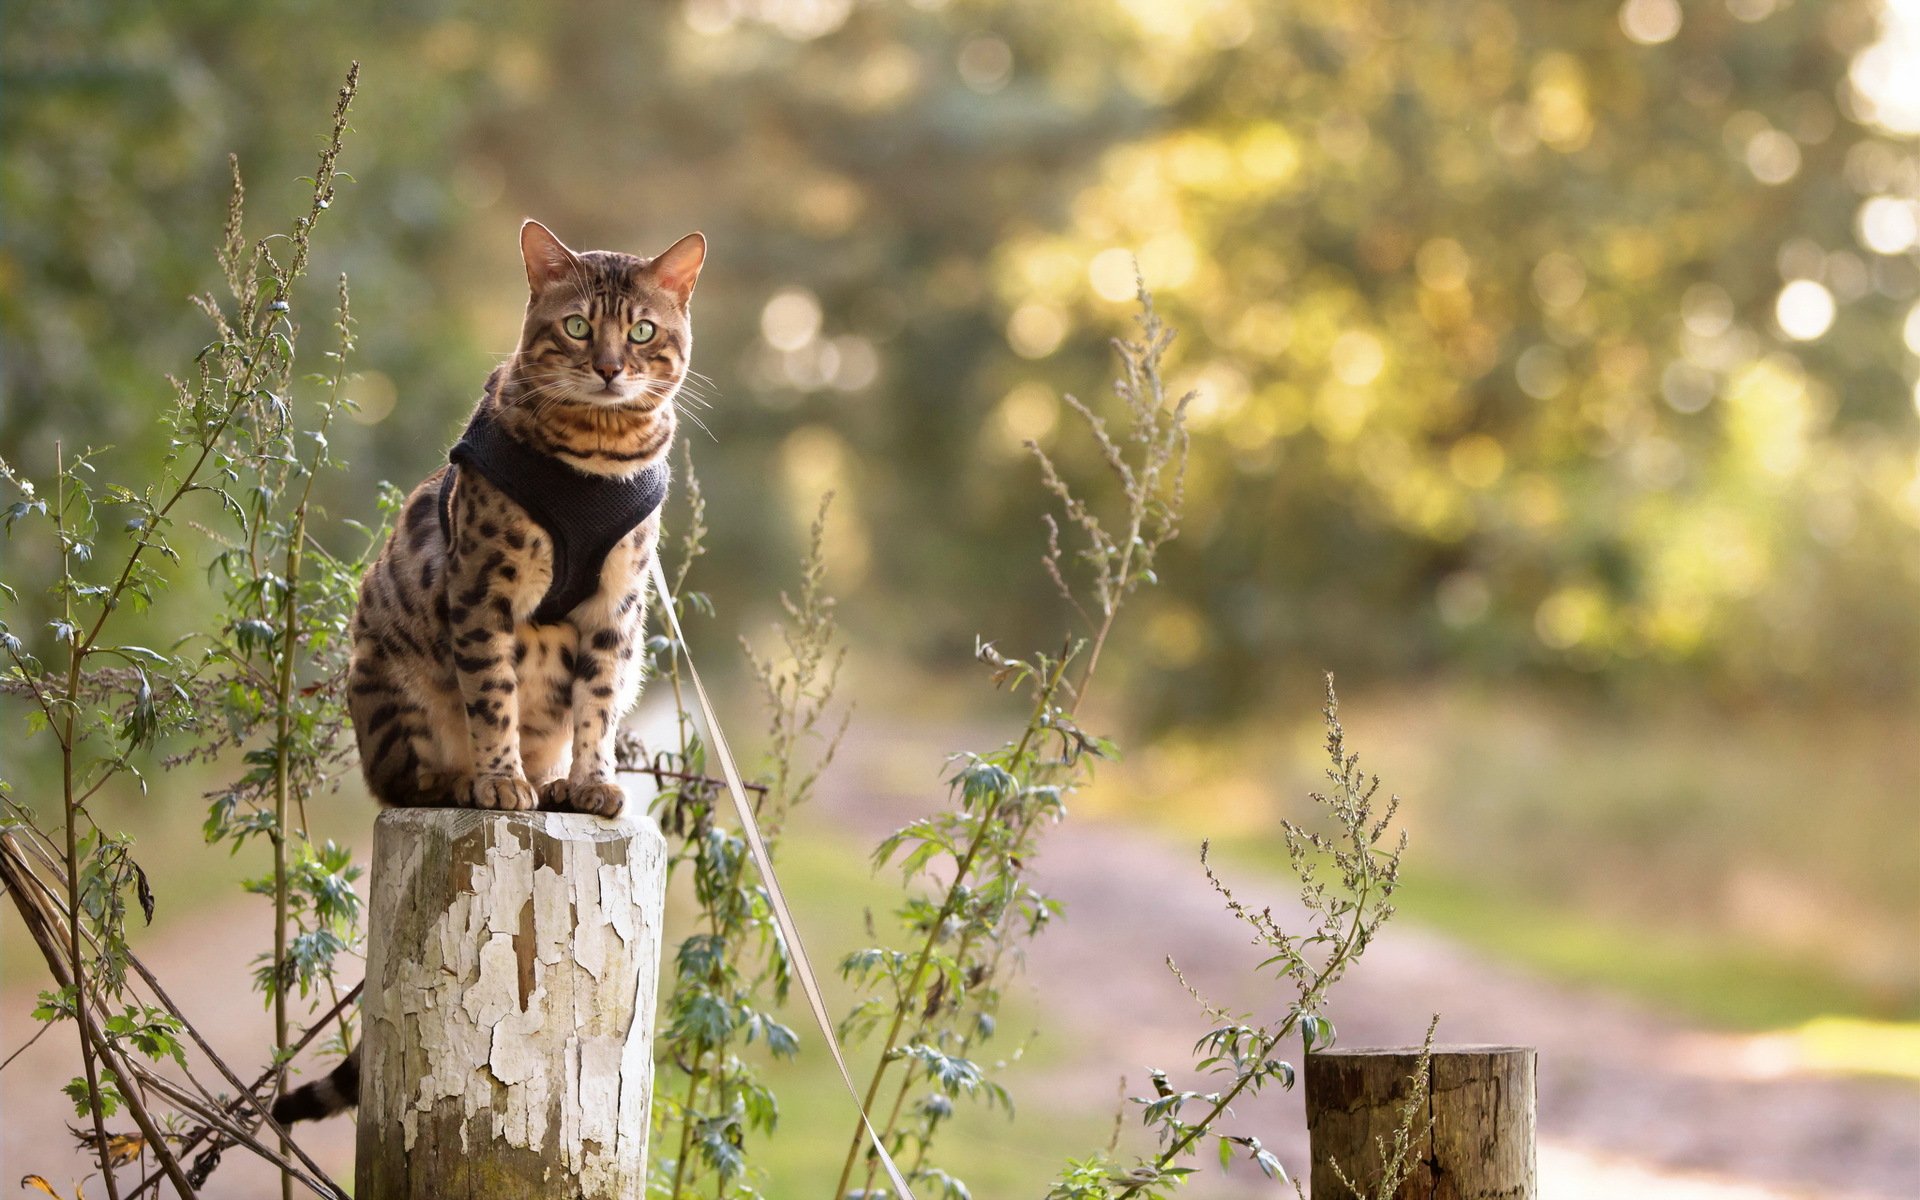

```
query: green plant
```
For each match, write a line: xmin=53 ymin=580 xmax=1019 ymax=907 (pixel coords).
xmin=1044 ymin=675 xmax=1408 ymax=1199
xmin=637 ymin=479 xmax=851 ymax=1199
xmin=832 ymin=282 xmax=1192 ymax=1200
xmin=0 ymin=66 xmax=366 ymax=1199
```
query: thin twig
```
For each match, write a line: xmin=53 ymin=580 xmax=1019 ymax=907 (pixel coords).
xmin=0 ymin=1017 xmax=54 ymax=1073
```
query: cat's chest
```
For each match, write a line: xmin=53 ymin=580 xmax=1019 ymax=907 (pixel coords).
xmin=491 ymin=515 xmax=655 ymax=628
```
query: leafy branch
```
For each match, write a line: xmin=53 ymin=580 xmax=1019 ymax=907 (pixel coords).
xmin=0 ymin=64 xmax=363 ymax=1199
xmin=833 ymin=284 xmax=1192 ymax=1200
xmin=1046 ymin=674 xmax=1407 ymax=1199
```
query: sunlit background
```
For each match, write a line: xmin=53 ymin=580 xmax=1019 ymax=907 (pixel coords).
xmin=3 ymin=1 xmax=1918 ymax=1197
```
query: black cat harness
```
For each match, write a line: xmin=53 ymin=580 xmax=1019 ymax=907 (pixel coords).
xmin=436 ymin=404 xmax=668 ymax=626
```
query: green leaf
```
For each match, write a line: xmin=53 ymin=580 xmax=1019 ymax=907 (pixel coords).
xmin=65 ymin=1068 xmax=123 ymax=1118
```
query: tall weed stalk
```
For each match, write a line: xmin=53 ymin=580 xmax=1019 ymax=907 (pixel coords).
xmin=832 ymin=284 xmax=1191 ymax=1200
xmin=635 ymin=480 xmax=850 ymax=1199
xmin=0 ymin=66 xmax=366 ymax=1200
xmin=1045 ymin=676 xmax=1408 ymax=1198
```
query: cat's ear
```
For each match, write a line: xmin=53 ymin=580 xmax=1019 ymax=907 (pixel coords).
xmin=520 ymin=219 xmax=580 ymax=295
xmin=649 ymin=232 xmax=706 ymax=306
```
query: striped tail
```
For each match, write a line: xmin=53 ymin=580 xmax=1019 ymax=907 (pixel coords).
xmin=272 ymin=1045 xmax=360 ymax=1125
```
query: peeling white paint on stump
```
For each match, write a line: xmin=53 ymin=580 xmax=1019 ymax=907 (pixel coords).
xmin=357 ymin=805 xmax=667 ymax=1199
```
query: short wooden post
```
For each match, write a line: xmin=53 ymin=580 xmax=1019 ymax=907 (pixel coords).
xmin=1305 ymin=1045 xmax=1536 ymax=1200
xmin=355 ymin=805 xmax=667 ymax=1199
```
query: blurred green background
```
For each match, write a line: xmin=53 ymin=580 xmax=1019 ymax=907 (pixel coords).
xmin=4 ymin=0 xmax=1918 ymax=1134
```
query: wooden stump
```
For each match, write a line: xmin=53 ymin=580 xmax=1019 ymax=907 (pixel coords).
xmin=1305 ymin=1045 xmax=1536 ymax=1200
xmin=355 ymin=804 xmax=667 ymax=1200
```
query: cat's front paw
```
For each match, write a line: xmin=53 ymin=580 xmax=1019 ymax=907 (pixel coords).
xmin=463 ymin=774 xmax=539 ymax=812
xmin=540 ymin=777 xmax=626 ymax=818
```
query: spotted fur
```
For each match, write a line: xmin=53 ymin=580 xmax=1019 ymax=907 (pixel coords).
xmin=346 ymin=220 xmax=705 ymax=822
xmin=278 ymin=224 xmax=704 ymax=1127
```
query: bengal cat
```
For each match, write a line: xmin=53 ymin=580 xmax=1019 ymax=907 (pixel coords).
xmin=274 ymin=220 xmax=703 ymax=1126
xmin=350 ymin=218 xmax=703 ymax=819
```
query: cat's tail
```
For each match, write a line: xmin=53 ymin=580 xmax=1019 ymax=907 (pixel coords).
xmin=272 ymin=1044 xmax=360 ymax=1125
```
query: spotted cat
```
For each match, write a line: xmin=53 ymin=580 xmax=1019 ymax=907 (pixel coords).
xmin=351 ymin=218 xmax=702 ymax=818
xmin=274 ymin=220 xmax=703 ymax=1127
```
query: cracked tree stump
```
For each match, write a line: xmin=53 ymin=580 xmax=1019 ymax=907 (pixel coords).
xmin=356 ymin=805 xmax=667 ymax=1199
xmin=1305 ymin=1045 xmax=1536 ymax=1200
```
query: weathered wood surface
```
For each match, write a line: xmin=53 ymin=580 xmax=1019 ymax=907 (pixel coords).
xmin=356 ymin=804 xmax=667 ymax=1200
xmin=1305 ymin=1044 xmax=1536 ymax=1200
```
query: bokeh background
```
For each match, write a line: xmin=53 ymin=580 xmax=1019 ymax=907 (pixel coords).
xmin=4 ymin=1 xmax=1918 ymax=1197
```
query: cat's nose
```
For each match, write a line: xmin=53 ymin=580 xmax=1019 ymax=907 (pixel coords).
xmin=595 ymin=363 xmax=622 ymax=384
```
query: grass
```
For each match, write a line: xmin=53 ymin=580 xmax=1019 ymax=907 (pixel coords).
xmin=660 ymin=825 xmax=1110 ymax=1198
xmin=1100 ymin=678 xmax=1920 ymax=1033
xmin=13 ymin=671 xmax=1915 ymax=1196
xmin=1376 ymin=867 xmax=1901 ymax=1030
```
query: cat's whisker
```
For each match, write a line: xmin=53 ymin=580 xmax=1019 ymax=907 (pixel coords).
xmin=676 ymin=408 xmax=717 ymax=443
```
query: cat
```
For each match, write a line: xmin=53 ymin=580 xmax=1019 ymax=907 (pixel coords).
xmin=272 ymin=219 xmax=704 ymax=1126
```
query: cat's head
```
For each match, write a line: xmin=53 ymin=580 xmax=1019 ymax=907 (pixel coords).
xmin=511 ymin=219 xmax=705 ymax=410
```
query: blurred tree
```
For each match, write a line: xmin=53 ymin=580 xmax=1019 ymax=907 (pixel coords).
xmin=5 ymin=0 xmax=1917 ymax=732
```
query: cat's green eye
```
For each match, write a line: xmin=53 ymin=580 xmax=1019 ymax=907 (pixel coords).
xmin=563 ymin=315 xmax=591 ymax=340
xmin=628 ymin=319 xmax=657 ymax=345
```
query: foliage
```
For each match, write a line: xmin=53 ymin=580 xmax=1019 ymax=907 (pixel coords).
xmin=635 ymin=469 xmax=851 ymax=1199
xmin=6 ymin=0 xmax=1916 ymax=721
xmin=0 ymin=67 xmax=368 ymax=1198
xmin=1040 ymin=676 xmax=1409 ymax=1199
xmin=829 ymin=288 xmax=1191 ymax=1200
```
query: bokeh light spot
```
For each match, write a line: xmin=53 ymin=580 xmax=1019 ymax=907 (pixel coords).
xmin=1330 ymin=330 xmax=1386 ymax=386
xmin=1089 ymin=248 xmax=1139 ymax=302
xmin=1516 ymin=345 xmax=1570 ymax=399
xmin=1850 ymin=0 xmax=1920 ymax=135
xmin=762 ymin=287 xmax=823 ymax=352
xmin=1619 ymin=0 xmax=1682 ymax=45
xmin=1536 ymin=586 xmax=1605 ymax=649
xmin=1681 ymin=283 xmax=1735 ymax=338
xmin=1417 ymin=238 xmax=1472 ymax=290
xmin=1007 ymin=303 xmax=1068 ymax=358
xmin=957 ymin=35 xmax=1013 ymax=94
xmin=1858 ymin=196 xmax=1919 ymax=255
xmin=1238 ymin=124 xmax=1302 ymax=185
xmin=996 ymin=381 xmax=1059 ymax=451
xmin=1745 ymin=129 xmax=1801 ymax=185
xmin=1774 ymin=280 xmax=1836 ymax=341
xmin=344 ymin=372 xmax=397 ymax=426
xmin=1450 ymin=435 xmax=1507 ymax=489
xmin=1138 ymin=232 xmax=1199 ymax=289
xmin=1533 ymin=252 xmax=1588 ymax=310
xmin=1661 ymin=361 xmax=1717 ymax=414
xmin=828 ymin=336 xmax=880 ymax=391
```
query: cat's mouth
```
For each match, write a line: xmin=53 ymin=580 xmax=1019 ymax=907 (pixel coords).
xmin=565 ymin=375 xmax=663 ymax=410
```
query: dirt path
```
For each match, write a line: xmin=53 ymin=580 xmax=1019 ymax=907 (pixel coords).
xmin=1010 ymin=819 xmax=1919 ymax=1198
xmin=4 ymin=714 xmax=1916 ymax=1197
xmin=815 ymin=719 xmax=1920 ymax=1200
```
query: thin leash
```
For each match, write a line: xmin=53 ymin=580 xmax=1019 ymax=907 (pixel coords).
xmin=648 ymin=555 xmax=918 ymax=1200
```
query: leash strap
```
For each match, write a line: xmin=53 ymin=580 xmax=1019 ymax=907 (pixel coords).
xmin=648 ymin=555 xmax=917 ymax=1200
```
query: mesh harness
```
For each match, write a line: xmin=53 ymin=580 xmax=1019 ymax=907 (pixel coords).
xmin=436 ymin=404 xmax=668 ymax=626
